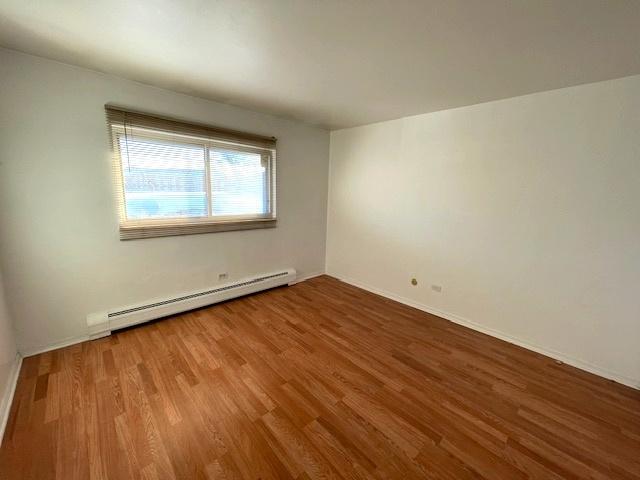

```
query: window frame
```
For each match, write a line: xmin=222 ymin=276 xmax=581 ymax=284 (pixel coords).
xmin=107 ymin=113 xmax=277 ymax=240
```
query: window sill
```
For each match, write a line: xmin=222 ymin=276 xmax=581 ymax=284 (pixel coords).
xmin=119 ymin=218 xmax=276 ymax=240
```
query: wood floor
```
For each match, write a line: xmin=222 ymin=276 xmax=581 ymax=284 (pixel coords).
xmin=1 ymin=276 xmax=639 ymax=479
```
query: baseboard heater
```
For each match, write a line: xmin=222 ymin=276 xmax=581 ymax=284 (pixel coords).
xmin=86 ymin=268 xmax=296 ymax=339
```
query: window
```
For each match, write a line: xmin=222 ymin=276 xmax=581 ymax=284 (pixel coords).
xmin=106 ymin=106 xmax=276 ymax=239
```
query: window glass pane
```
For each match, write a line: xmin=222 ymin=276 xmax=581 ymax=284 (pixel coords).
xmin=119 ymin=136 xmax=207 ymax=220
xmin=210 ymin=148 xmax=267 ymax=216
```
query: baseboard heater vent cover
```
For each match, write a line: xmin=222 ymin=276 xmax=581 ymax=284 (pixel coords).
xmin=87 ymin=268 xmax=296 ymax=339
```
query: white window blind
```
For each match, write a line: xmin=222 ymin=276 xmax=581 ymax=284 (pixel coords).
xmin=106 ymin=106 xmax=276 ymax=239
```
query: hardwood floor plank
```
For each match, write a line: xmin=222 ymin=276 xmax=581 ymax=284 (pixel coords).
xmin=1 ymin=275 xmax=638 ymax=479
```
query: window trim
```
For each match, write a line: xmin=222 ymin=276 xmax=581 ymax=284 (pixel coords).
xmin=119 ymin=217 xmax=277 ymax=240
xmin=106 ymin=106 xmax=277 ymax=240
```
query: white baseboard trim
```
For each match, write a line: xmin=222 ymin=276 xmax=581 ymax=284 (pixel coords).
xmin=0 ymin=352 xmax=23 ymax=446
xmin=290 ymin=271 xmax=325 ymax=285
xmin=334 ymin=275 xmax=640 ymax=390
xmin=20 ymin=334 xmax=90 ymax=358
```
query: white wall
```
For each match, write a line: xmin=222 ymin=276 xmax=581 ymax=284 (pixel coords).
xmin=0 ymin=268 xmax=19 ymax=438
xmin=0 ymin=48 xmax=329 ymax=353
xmin=0 ymin=273 xmax=17 ymax=382
xmin=327 ymin=75 xmax=640 ymax=388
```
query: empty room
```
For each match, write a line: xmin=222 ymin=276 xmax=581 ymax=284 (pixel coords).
xmin=0 ymin=1 xmax=639 ymax=479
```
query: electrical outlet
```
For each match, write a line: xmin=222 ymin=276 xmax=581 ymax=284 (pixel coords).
xmin=431 ymin=284 xmax=442 ymax=293
xmin=218 ymin=273 xmax=228 ymax=281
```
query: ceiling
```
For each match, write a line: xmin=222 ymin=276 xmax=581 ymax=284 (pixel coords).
xmin=1 ymin=1 xmax=640 ymax=130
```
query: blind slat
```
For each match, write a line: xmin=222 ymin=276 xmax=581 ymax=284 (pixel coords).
xmin=105 ymin=105 xmax=277 ymax=149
